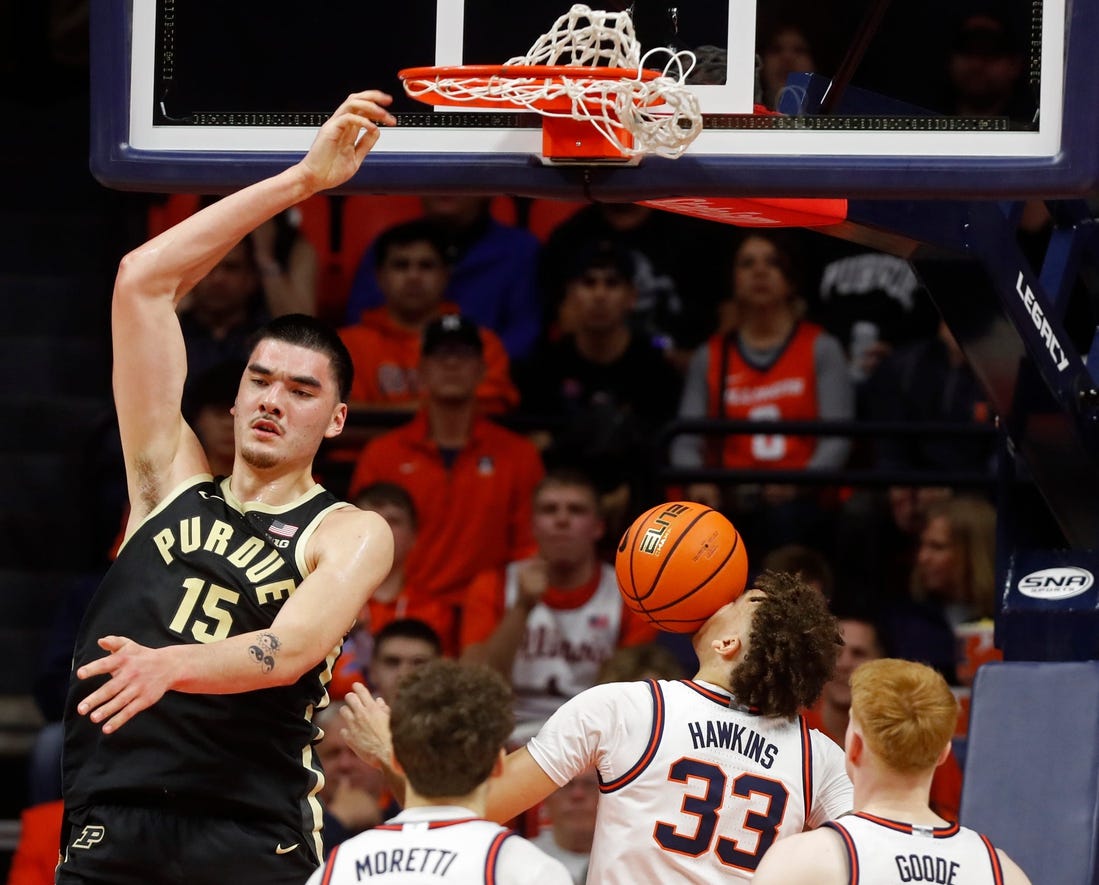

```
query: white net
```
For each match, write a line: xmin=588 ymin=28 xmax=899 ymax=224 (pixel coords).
xmin=511 ymin=4 xmax=642 ymax=69
xmin=403 ymin=4 xmax=703 ymax=159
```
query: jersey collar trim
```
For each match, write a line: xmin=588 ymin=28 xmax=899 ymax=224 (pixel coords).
xmin=219 ymin=475 xmax=327 ymax=514
xmin=853 ymin=812 xmax=961 ymax=837
xmin=683 ymin=679 xmax=758 ymax=713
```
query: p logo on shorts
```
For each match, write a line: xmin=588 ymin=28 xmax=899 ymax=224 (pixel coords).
xmin=72 ymin=825 xmax=106 ymax=849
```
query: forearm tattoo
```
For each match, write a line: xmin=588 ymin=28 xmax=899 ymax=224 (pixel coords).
xmin=248 ymin=633 xmax=281 ymax=674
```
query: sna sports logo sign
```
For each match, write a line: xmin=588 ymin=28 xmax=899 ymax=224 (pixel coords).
xmin=1017 ymin=566 xmax=1094 ymax=600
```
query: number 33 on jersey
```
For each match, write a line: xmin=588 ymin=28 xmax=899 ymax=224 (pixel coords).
xmin=528 ymin=678 xmax=853 ymax=883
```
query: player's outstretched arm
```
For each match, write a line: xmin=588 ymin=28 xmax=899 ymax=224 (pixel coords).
xmin=77 ymin=507 xmax=393 ymax=733
xmin=751 ymin=828 xmax=848 ymax=884
xmin=484 ymin=746 xmax=559 ymax=824
xmin=112 ymin=91 xmax=395 ymax=520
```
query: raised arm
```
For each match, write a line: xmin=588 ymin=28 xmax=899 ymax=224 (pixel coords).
xmin=460 ymin=559 xmax=547 ymax=675
xmin=112 ymin=91 xmax=395 ymax=521
xmin=76 ymin=507 xmax=394 ymax=733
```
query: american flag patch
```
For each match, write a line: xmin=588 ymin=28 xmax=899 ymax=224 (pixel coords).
xmin=589 ymin=614 xmax=610 ymax=629
xmin=268 ymin=519 xmax=299 ymax=539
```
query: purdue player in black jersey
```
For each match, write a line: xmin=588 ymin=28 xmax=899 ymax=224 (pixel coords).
xmin=57 ymin=91 xmax=397 ymax=885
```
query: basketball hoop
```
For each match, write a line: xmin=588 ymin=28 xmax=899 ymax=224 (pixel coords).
xmin=398 ymin=5 xmax=703 ymax=161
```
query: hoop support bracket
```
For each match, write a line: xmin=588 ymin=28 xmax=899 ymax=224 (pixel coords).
xmin=542 ymin=116 xmax=634 ymax=160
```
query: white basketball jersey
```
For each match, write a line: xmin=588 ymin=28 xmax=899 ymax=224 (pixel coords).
xmin=527 ymin=679 xmax=852 ymax=884
xmin=824 ymin=812 xmax=1005 ymax=885
xmin=307 ymin=806 xmax=572 ymax=885
xmin=505 ymin=561 xmax=624 ymax=727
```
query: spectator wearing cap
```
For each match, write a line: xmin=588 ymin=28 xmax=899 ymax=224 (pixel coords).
xmin=338 ymin=219 xmax=519 ymax=416
xmin=515 ymin=241 xmax=683 ymax=541
xmin=348 ymin=314 xmax=545 ymax=653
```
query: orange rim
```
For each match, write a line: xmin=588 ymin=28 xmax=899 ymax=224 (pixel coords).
xmin=399 ymin=65 xmax=664 ymax=112
xmin=398 ymin=64 xmax=661 ymax=82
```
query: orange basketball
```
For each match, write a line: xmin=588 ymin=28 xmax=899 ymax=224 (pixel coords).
xmin=615 ymin=501 xmax=748 ymax=633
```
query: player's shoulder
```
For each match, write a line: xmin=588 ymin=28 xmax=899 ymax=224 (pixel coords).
xmin=559 ymin=678 xmax=660 ymax=716
xmin=601 ymin=677 xmax=670 ymax=698
xmin=330 ymin=501 xmax=390 ymax=528
xmin=495 ymin=832 xmax=575 ymax=885
xmin=311 ymin=504 xmax=392 ymax=554
xmin=753 ymin=824 xmax=848 ymax=884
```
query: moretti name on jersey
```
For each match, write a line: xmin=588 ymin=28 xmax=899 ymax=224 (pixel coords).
xmin=687 ymin=719 xmax=780 ymax=769
xmin=353 ymin=846 xmax=459 ymax=877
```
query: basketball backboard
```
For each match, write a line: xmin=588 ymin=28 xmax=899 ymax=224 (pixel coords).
xmin=91 ymin=0 xmax=1099 ymax=199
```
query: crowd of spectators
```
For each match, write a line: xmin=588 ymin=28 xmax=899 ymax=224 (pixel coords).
xmin=9 ymin=7 xmax=1044 ymax=881
xmin=12 ymin=177 xmax=1006 ymax=872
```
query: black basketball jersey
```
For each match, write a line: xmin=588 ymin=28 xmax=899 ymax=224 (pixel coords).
xmin=63 ymin=475 xmax=347 ymax=845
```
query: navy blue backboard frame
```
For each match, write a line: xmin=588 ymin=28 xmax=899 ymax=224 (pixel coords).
xmin=91 ymin=0 xmax=1099 ymax=200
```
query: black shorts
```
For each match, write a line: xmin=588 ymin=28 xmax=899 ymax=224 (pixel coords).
xmin=55 ymin=804 xmax=319 ymax=885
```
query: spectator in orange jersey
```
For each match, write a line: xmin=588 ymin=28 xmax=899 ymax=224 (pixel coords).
xmin=670 ymin=230 xmax=854 ymax=557
xmin=338 ymin=219 xmax=518 ymax=416
xmin=349 ymin=315 xmax=544 ymax=652
xmin=803 ymin=612 xmax=963 ymax=821
xmin=460 ymin=469 xmax=656 ymax=743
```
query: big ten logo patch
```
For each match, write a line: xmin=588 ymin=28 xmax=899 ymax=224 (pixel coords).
xmin=72 ymin=825 xmax=106 ymax=849
xmin=639 ymin=504 xmax=690 ymax=555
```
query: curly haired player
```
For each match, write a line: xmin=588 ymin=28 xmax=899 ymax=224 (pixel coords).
xmin=343 ymin=570 xmax=852 ymax=883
